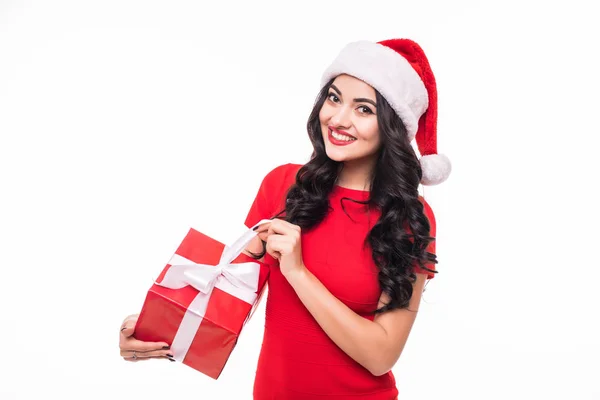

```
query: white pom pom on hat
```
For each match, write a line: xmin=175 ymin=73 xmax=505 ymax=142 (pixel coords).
xmin=320 ymin=39 xmax=451 ymax=186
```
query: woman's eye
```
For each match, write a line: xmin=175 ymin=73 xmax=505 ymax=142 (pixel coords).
xmin=328 ymin=93 xmax=340 ymax=103
xmin=358 ymin=106 xmax=373 ymax=114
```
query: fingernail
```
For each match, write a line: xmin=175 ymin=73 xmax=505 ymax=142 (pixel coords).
xmin=120 ymin=327 xmax=127 ymax=332
xmin=168 ymin=357 xmax=176 ymax=362
xmin=162 ymin=346 xmax=170 ymax=350
xmin=167 ymin=353 xmax=174 ymax=358
xmin=253 ymin=226 xmax=259 ymax=231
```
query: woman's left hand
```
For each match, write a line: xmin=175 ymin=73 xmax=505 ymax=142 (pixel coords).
xmin=254 ymin=219 xmax=307 ymax=280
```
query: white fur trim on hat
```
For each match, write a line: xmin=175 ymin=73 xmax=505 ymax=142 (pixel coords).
xmin=320 ymin=40 xmax=428 ymax=141
xmin=420 ymin=153 xmax=451 ymax=185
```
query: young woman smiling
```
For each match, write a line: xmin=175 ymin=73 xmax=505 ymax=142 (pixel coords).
xmin=119 ymin=38 xmax=451 ymax=400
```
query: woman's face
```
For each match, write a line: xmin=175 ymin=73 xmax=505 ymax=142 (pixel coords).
xmin=319 ymin=74 xmax=382 ymax=164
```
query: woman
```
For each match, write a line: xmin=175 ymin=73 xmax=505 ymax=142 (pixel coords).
xmin=119 ymin=38 xmax=451 ymax=399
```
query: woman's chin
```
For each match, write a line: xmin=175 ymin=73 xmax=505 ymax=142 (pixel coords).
xmin=324 ymin=148 xmax=348 ymax=162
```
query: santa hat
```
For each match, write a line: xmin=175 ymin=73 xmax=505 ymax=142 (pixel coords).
xmin=320 ymin=39 xmax=451 ymax=186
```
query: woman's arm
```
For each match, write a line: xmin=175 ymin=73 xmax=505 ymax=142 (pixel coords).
xmin=286 ymin=268 xmax=427 ymax=376
xmin=258 ymin=218 xmax=429 ymax=376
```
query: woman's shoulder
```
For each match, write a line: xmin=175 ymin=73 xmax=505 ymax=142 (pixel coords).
xmin=256 ymin=163 xmax=302 ymax=217
xmin=265 ymin=163 xmax=302 ymax=177
xmin=261 ymin=163 xmax=302 ymax=188
xmin=418 ymin=195 xmax=436 ymax=231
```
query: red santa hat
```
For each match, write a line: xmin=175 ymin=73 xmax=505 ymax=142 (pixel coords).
xmin=320 ymin=39 xmax=451 ymax=186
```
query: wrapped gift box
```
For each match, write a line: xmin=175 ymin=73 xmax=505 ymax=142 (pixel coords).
xmin=134 ymin=220 xmax=271 ymax=379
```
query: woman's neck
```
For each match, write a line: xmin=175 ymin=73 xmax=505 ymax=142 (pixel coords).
xmin=336 ymin=160 xmax=374 ymax=191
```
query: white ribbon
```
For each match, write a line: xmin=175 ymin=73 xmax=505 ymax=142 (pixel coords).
xmin=156 ymin=219 xmax=272 ymax=363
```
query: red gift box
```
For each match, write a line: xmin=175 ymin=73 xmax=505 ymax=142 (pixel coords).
xmin=134 ymin=221 xmax=270 ymax=379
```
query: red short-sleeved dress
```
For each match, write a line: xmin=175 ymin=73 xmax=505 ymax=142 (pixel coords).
xmin=244 ymin=163 xmax=436 ymax=400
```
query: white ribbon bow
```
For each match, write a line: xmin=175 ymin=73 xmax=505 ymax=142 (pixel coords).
xmin=155 ymin=219 xmax=272 ymax=363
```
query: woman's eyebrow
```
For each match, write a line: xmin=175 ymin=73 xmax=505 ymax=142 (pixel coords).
xmin=330 ymin=84 xmax=377 ymax=108
xmin=330 ymin=84 xmax=342 ymax=95
xmin=354 ymin=97 xmax=377 ymax=107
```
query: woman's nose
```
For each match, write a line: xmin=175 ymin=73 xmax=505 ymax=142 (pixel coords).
xmin=330 ymin=106 xmax=352 ymax=128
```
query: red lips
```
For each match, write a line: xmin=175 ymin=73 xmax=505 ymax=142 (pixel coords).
xmin=329 ymin=126 xmax=356 ymax=139
xmin=328 ymin=127 xmax=356 ymax=146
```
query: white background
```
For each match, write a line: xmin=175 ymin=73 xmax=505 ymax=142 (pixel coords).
xmin=1 ymin=0 xmax=599 ymax=399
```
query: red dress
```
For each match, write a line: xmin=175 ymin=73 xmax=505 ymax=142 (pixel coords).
xmin=244 ymin=163 xmax=436 ymax=400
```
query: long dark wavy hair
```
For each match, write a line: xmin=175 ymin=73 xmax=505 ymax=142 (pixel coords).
xmin=249 ymin=77 xmax=437 ymax=314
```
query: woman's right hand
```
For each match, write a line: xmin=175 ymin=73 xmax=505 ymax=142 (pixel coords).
xmin=119 ymin=314 xmax=175 ymax=362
